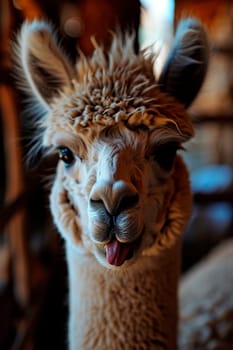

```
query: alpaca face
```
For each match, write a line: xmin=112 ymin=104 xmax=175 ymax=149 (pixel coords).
xmin=50 ymin=123 xmax=182 ymax=268
xmin=17 ymin=19 xmax=208 ymax=268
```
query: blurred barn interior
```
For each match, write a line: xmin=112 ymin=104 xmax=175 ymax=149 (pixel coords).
xmin=0 ymin=0 xmax=233 ymax=349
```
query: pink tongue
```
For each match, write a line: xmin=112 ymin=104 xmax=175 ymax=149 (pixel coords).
xmin=106 ymin=240 xmax=132 ymax=266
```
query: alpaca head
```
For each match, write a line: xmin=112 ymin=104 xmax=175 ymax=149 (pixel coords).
xmin=17 ymin=19 xmax=208 ymax=269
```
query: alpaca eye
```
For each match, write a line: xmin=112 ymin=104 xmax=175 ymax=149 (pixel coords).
xmin=58 ymin=147 xmax=74 ymax=168
xmin=154 ymin=142 xmax=179 ymax=171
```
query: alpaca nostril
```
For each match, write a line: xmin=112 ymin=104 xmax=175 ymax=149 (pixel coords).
xmin=89 ymin=198 xmax=105 ymax=210
xmin=117 ymin=193 xmax=139 ymax=213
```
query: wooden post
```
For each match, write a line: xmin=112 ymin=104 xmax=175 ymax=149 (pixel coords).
xmin=0 ymin=0 xmax=30 ymax=308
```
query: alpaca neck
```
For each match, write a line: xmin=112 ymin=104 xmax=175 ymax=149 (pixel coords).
xmin=66 ymin=240 xmax=181 ymax=350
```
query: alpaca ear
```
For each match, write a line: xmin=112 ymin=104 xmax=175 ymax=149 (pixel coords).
xmin=17 ymin=21 xmax=74 ymax=109
xmin=158 ymin=18 xmax=209 ymax=107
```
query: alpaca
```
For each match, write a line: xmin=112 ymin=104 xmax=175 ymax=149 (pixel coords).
xmin=16 ymin=19 xmax=209 ymax=349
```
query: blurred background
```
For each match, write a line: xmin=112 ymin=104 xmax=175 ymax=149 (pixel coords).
xmin=0 ymin=0 xmax=233 ymax=349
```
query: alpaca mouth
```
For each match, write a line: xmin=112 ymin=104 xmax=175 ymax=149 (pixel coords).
xmin=105 ymin=237 xmax=140 ymax=267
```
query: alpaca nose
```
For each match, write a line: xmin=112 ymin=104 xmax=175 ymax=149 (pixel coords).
xmin=89 ymin=180 xmax=139 ymax=216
